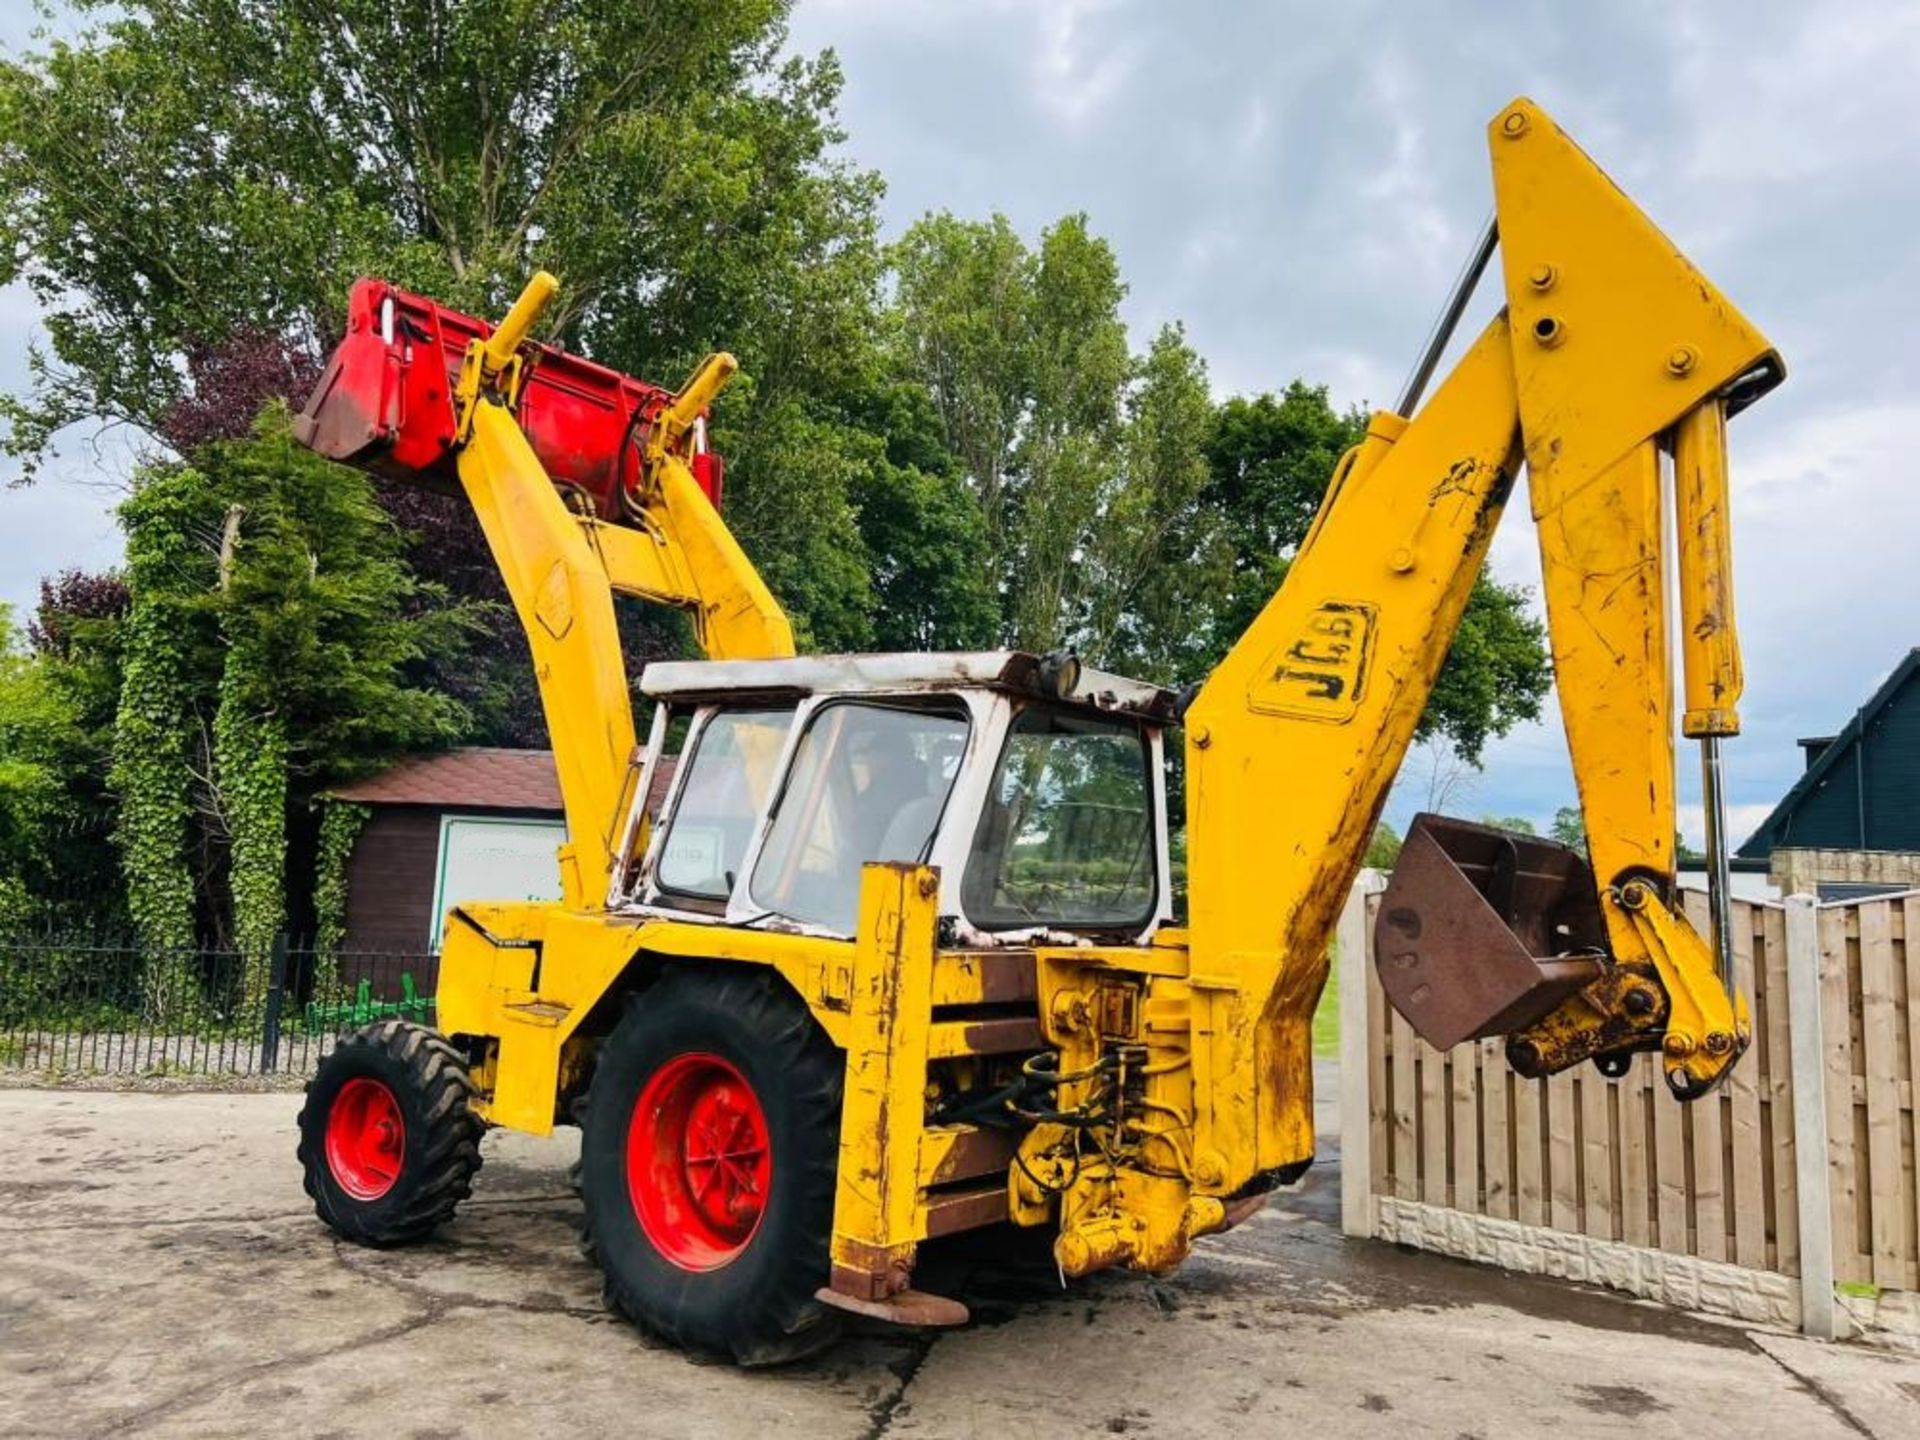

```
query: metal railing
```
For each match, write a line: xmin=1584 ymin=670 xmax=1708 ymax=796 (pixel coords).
xmin=0 ymin=933 xmax=439 ymax=1079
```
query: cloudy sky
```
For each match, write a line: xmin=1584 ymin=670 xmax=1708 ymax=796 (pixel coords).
xmin=5 ymin=0 xmax=1918 ymax=847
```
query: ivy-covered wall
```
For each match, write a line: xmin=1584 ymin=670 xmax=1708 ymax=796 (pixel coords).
xmin=97 ymin=422 xmax=474 ymax=987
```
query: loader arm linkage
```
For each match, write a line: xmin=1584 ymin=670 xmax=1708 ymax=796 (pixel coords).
xmin=297 ymin=270 xmax=793 ymax=907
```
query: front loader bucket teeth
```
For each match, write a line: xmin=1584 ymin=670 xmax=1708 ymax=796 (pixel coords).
xmin=1373 ymin=814 xmax=1609 ymax=1051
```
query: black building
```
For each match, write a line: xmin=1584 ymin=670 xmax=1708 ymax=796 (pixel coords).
xmin=1738 ymin=650 xmax=1920 ymax=898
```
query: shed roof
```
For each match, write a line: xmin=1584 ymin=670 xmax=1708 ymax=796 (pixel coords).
xmin=329 ymin=747 xmax=562 ymax=811
xmin=330 ymin=746 xmax=680 ymax=816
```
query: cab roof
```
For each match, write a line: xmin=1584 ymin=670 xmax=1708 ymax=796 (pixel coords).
xmin=638 ymin=651 xmax=1180 ymax=725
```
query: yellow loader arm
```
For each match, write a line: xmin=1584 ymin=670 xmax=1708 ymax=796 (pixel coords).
xmin=1184 ymin=96 xmax=1778 ymax=1145
xmin=411 ymin=271 xmax=792 ymax=908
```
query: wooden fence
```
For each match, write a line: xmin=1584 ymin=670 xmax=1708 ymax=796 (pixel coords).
xmin=1338 ymin=878 xmax=1920 ymax=1343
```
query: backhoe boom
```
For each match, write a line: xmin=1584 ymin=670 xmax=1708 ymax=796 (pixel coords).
xmin=1182 ymin=98 xmax=1777 ymax=1193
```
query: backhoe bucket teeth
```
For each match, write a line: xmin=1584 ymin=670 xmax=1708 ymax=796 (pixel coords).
xmin=1373 ymin=814 xmax=1609 ymax=1050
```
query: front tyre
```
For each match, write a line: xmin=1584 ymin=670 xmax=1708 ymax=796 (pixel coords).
xmin=298 ymin=1020 xmax=484 ymax=1246
xmin=579 ymin=968 xmax=843 ymax=1365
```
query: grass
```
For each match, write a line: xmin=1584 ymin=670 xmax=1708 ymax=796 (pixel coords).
xmin=1311 ymin=945 xmax=1341 ymax=1058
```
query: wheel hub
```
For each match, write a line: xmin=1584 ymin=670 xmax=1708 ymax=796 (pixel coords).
xmin=627 ymin=1052 xmax=771 ymax=1270
xmin=325 ymin=1076 xmax=406 ymax=1201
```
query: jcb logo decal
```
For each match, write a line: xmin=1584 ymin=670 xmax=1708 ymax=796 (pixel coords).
xmin=1248 ymin=601 xmax=1376 ymax=723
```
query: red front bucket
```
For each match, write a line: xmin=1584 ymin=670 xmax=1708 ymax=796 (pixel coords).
xmin=294 ymin=278 xmax=722 ymax=520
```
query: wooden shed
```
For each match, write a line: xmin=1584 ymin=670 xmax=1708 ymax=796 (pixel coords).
xmin=327 ymin=747 xmax=569 ymax=954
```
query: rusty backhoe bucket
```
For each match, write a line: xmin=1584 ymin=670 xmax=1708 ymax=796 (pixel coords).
xmin=1373 ymin=814 xmax=1609 ymax=1051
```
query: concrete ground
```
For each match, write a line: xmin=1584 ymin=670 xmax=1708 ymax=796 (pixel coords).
xmin=2 ymin=1087 xmax=1917 ymax=1439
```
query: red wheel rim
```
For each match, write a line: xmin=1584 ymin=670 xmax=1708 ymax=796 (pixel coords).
xmin=325 ymin=1076 xmax=407 ymax=1201
xmin=626 ymin=1052 xmax=771 ymax=1270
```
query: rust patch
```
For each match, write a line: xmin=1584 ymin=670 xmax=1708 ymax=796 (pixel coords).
xmin=1375 ymin=815 xmax=1606 ymax=1050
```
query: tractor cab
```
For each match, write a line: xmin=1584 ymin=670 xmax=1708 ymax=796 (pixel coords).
xmin=612 ymin=652 xmax=1178 ymax=943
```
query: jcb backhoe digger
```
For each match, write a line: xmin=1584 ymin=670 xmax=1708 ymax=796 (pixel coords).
xmin=293 ymin=99 xmax=1780 ymax=1363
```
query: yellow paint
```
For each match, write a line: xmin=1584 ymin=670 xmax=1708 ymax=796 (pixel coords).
xmin=1673 ymin=400 xmax=1743 ymax=737
xmin=1183 ymin=319 xmax=1522 ymax=1182
xmin=826 ymin=864 xmax=938 ymax=1300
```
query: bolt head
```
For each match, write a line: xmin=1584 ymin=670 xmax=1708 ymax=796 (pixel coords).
xmin=1704 ymin=1030 xmax=1733 ymax=1055
xmin=1527 ymin=264 xmax=1557 ymax=291
xmin=1624 ymin=987 xmax=1655 ymax=1016
xmin=1502 ymin=110 xmax=1530 ymax=138
xmin=1664 ymin=1033 xmax=1696 ymax=1058
xmin=1666 ymin=345 xmax=1698 ymax=376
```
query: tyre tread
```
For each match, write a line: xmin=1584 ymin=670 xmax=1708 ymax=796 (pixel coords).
xmin=297 ymin=1021 xmax=484 ymax=1246
xmin=580 ymin=968 xmax=844 ymax=1365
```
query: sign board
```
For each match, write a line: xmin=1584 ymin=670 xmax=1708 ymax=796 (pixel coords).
xmin=429 ymin=815 xmax=568 ymax=948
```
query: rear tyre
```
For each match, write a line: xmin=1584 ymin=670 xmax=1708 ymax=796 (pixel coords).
xmin=298 ymin=1020 xmax=484 ymax=1246
xmin=579 ymin=968 xmax=843 ymax=1365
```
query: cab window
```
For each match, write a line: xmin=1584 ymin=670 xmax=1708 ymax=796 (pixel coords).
xmin=655 ymin=707 xmax=795 ymax=901
xmin=751 ymin=702 xmax=969 ymax=931
xmin=962 ymin=708 xmax=1156 ymax=931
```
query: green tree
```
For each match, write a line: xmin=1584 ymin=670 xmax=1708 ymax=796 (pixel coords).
xmin=1481 ymin=814 xmax=1538 ymax=835
xmin=112 ymin=471 xmax=213 ymax=967
xmin=0 ymin=606 xmax=91 ymax=928
xmin=1205 ymin=385 xmax=1363 ymax=646
xmin=1202 ymin=383 xmax=1551 ymax=763
xmin=841 ymin=376 xmax=997 ymax=651
xmin=1365 ymin=820 xmax=1403 ymax=870
xmin=110 ymin=420 xmax=477 ymax=967
xmin=0 ymin=575 xmax=129 ymax=931
xmin=1083 ymin=325 xmax=1232 ymax=679
xmin=0 ymin=0 xmax=895 ymax=672
xmin=1551 ymin=804 xmax=1588 ymax=857
xmin=886 ymin=212 xmax=1226 ymax=674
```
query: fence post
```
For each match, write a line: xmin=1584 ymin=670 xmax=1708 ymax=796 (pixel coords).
xmin=1339 ymin=868 xmax=1387 ymax=1239
xmin=260 ymin=932 xmax=289 ymax=1074
xmin=1785 ymin=894 xmax=1839 ymax=1340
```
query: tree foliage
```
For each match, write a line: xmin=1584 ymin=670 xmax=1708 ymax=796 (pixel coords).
xmin=111 ymin=468 xmax=208 ymax=987
xmin=1481 ymin=814 xmax=1538 ymax=835
xmin=0 ymin=606 xmax=94 ymax=927
xmin=0 ymin=0 xmax=899 ymax=686
xmin=313 ymin=800 xmax=371 ymax=976
xmin=887 ymin=212 xmax=1226 ymax=673
xmin=0 ymin=574 xmax=129 ymax=931
xmin=198 ymin=420 xmax=475 ymax=782
xmin=105 ymin=420 xmax=477 ymax=950
xmin=1551 ymin=804 xmax=1588 ymax=857
xmin=1365 ymin=820 xmax=1403 ymax=871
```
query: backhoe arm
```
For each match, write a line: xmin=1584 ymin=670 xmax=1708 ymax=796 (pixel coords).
xmin=1182 ymin=96 xmax=1780 ymax=1198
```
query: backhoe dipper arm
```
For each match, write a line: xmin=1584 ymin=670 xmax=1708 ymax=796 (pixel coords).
xmin=1182 ymin=98 xmax=1780 ymax=1188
